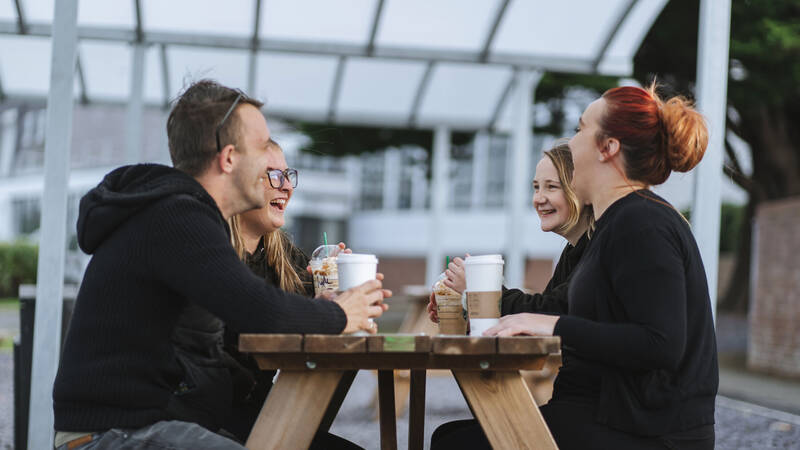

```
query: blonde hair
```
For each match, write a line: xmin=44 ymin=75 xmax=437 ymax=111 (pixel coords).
xmin=543 ymin=142 xmax=594 ymax=236
xmin=229 ymin=215 xmax=306 ymax=294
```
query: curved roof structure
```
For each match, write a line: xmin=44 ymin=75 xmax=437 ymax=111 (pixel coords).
xmin=1 ymin=0 xmax=668 ymax=130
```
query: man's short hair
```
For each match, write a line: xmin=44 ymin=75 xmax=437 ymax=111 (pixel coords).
xmin=167 ymin=80 xmax=264 ymax=176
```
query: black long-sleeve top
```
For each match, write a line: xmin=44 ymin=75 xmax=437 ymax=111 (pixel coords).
xmin=553 ymin=190 xmax=718 ymax=436
xmin=501 ymin=233 xmax=589 ymax=316
xmin=54 ymin=164 xmax=346 ymax=432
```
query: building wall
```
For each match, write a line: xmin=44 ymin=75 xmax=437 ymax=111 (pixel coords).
xmin=748 ymin=196 xmax=800 ymax=378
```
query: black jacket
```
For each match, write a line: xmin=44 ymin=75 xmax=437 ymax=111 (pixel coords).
xmin=500 ymin=233 xmax=589 ymax=316
xmin=554 ymin=190 xmax=718 ymax=436
xmin=53 ymin=164 xmax=346 ymax=432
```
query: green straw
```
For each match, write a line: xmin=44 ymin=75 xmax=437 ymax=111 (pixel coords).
xmin=445 ymin=256 xmax=449 ymax=269
xmin=323 ymin=232 xmax=329 ymax=257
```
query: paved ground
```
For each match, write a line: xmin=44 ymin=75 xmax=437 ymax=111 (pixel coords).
xmin=2 ymin=309 xmax=800 ymax=449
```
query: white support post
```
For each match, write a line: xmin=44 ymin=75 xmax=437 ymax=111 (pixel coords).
xmin=125 ymin=43 xmax=146 ymax=164
xmin=504 ymin=70 xmax=542 ymax=289
xmin=471 ymin=131 xmax=489 ymax=209
xmin=691 ymin=0 xmax=732 ymax=321
xmin=410 ymin=164 xmax=427 ymax=210
xmin=382 ymin=148 xmax=401 ymax=210
xmin=427 ymin=126 xmax=450 ymax=287
xmin=345 ymin=156 xmax=362 ymax=211
xmin=28 ymin=0 xmax=79 ymax=448
xmin=0 ymin=109 xmax=18 ymax=177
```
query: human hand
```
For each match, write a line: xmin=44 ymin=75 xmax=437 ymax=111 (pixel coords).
xmin=334 ymin=274 xmax=391 ymax=334
xmin=483 ymin=313 xmax=559 ymax=337
xmin=427 ymin=292 xmax=439 ymax=323
xmin=337 ymin=242 xmax=352 ymax=254
xmin=443 ymin=254 xmax=468 ymax=294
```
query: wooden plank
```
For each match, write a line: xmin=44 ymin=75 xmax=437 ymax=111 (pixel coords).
xmin=407 ymin=370 xmax=426 ymax=450
xmin=239 ymin=334 xmax=303 ymax=353
xmin=453 ymin=371 xmax=557 ymax=450
xmin=245 ymin=370 xmax=344 ymax=450
xmin=367 ymin=334 xmax=431 ymax=353
xmin=317 ymin=370 xmax=357 ymax=433
xmin=252 ymin=354 xmax=548 ymax=371
xmin=497 ymin=336 xmax=561 ymax=355
xmin=304 ymin=334 xmax=367 ymax=353
xmin=432 ymin=336 xmax=496 ymax=355
xmin=377 ymin=370 xmax=398 ymax=450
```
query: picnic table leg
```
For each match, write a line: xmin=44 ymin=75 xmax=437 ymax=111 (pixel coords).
xmin=452 ymin=370 xmax=558 ymax=450
xmin=407 ymin=369 xmax=426 ymax=450
xmin=245 ymin=370 xmax=345 ymax=450
xmin=377 ymin=370 xmax=398 ymax=450
xmin=318 ymin=370 xmax=358 ymax=433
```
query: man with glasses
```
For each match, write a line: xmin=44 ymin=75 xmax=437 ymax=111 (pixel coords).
xmin=52 ymin=80 xmax=387 ymax=449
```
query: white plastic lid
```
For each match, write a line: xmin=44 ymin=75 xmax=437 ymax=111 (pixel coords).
xmin=311 ymin=244 xmax=341 ymax=261
xmin=336 ymin=253 xmax=378 ymax=264
xmin=464 ymin=254 xmax=504 ymax=265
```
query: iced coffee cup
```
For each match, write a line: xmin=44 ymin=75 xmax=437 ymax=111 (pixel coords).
xmin=433 ymin=278 xmax=467 ymax=335
xmin=310 ymin=245 xmax=341 ymax=297
xmin=464 ymin=254 xmax=504 ymax=336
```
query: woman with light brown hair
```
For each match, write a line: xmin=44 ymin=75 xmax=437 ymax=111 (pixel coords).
xmin=219 ymin=139 xmax=360 ymax=449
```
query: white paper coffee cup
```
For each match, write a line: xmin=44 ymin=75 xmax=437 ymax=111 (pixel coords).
xmin=464 ymin=254 xmax=504 ymax=292
xmin=336 ymin=253 xmax=379 ymax=291
xmin=464 ymin=255 xmax=504 ymax=336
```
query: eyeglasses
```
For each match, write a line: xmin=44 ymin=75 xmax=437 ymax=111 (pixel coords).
xmin=266 ymin=168 xmax=298 ymax=189
xmin=215 ymin=93 xmax=244 ymax=153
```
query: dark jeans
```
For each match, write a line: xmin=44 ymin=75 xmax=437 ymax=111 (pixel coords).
xmin=57 ymin=420 xmax=362 ymax=450
xmin=431 ymin=401 xmax=715 ymax=450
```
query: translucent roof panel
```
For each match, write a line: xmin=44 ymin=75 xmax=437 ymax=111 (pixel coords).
xmin=19 ymin=0 xmax=53 ymax=23
xmin=167 ymin=46 xmax=250 ymax=99
xmin=599 ymin=0 xmax=669 ymax=75
xmin=418 ymin=63 xmax=512 ymax=127
xmin=79 ymin=41 xmax=131 ymax=100
xmin=78 ymin=0 xmax=135 ymax=29
xmin=493 ymin=0 xmax=628 ymax=59
xmin=260 ymin=0 xmax=376 ymax=45
xmin=0 ymin=1 xmax=16 ymax=22
xmin=15 ymin=0 xmax=134 ymax=28
xmin=336 ymin=58 xmax=427 ymax=121
xmin=377 ymin=0 xmax=500 ymax=52
xmin=0 ymin=35 xmax=52 ymax=96
xmin=143 ymin=0 xmax=254 ymax=38
xmin=256 ymin=52 xmax=339 ymax=118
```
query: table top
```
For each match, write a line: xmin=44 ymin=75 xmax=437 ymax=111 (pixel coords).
xmin=239 ymin=334 xmax=561 ymax=371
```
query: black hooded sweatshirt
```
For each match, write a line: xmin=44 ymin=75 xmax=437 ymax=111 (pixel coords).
xmin=53 ymin=164 xmax=346 ymax=432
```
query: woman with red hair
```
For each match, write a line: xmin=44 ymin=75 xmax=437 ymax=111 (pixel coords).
xmin=446 ymin=85 xmax=718 ymax=450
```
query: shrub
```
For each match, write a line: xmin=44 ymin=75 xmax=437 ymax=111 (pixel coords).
xmin=0 ymin=241 xmax=38 ymax=298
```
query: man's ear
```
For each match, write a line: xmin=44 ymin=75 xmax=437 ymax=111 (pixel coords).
xmin=599 ymin=137 xmax=620 ymax=162
xmin=217 ymin=144 xmax=236 ymax=174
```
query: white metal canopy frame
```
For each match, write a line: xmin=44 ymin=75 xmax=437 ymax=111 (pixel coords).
xmin=0 ymin=0 xmax=669 ymax=130
xmin=0 ymin=1 xmax=731 ymax=449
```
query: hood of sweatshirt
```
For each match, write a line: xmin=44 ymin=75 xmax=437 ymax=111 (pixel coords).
xmin=77 ymin=164 xmax=223 ymax=254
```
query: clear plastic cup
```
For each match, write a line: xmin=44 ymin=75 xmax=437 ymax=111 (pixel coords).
xmin=310 ymin=245 xmax=341 ymax=297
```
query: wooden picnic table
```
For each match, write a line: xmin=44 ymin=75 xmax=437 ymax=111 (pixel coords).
xmin=239 ymin=334 xmax=561 ymax=450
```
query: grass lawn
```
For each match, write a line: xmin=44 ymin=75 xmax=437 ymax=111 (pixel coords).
xmin=0 ymin=297 xmax=19 ymax=351
xmin=0 ymin=297 xmax=20 ymax=311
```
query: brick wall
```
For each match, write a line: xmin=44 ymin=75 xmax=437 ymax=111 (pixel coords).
xmin=748 ymin=196 xmax=800 ymax=378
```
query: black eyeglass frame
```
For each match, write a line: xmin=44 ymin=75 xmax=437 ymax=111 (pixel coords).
xmin=215 ymin=92 xmax=244 ymax=153
xmin=266 ymin=168 xmax=299 ymax=189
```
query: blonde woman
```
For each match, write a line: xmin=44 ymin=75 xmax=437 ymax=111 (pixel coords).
xmin=428 ymin=143 xmax=593 ymax=321
xmin=221 ymin=140 xmax=361 ymax=449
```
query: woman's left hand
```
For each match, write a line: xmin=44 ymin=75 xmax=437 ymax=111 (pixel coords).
xmin=483 ymin=313 xmax=560 ymax=337
xmin=337 ymin=242 xmax=352 ymax=254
